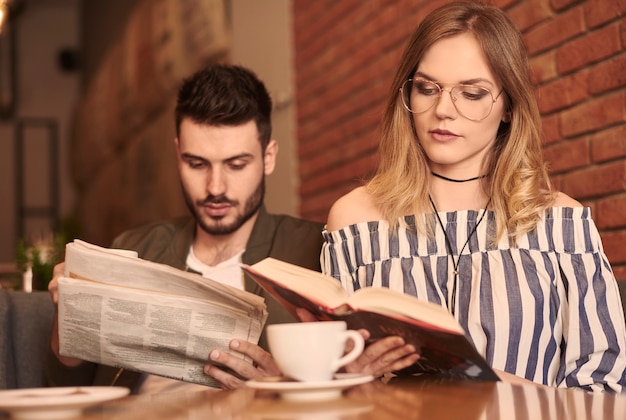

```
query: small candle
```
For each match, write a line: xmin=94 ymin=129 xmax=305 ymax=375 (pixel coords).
xmin=23 ymin=266 xmax=32 ymax=293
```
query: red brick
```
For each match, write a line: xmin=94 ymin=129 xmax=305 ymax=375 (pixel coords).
xmin=611 ymin=264 xmax=626 ymax=281
xmin=530 ymin=51 xmax=558 ymax=84
xmin=293 ymin=0 xmax=336 ymax=54
xmin=556 ymin=24 xmax=622 ymax=74
xmin=298 ymin=86 xmax=385 ymax=156
xmin=561 ymin=161 xmax=626 ymax=199
xmin=524 ymin=7 xmax=585 ymax=55
xmin=541 ymin=114 xmax=562 ymax=144
xmin=596 ymin=193 xmax=626 ymax=229
xmin=301 ymin=183 xmax=358 ymax=221
xmin=549 ymin=174 xmax=564 ymax=192
xmin=536 ymin=70 xmax=589 ymax=113
xmin=543 ymin=137 xmax=590 ymax=173
xmin=299 ymin=126 xmax=378 ymax=180
xmin=591 ymin=125 xmax=626 ymax=162
xmin=600 ymin=230 xmax=626 ymax=264
xmin=507 ymin=0 xmax=553 ymax=31
xmin=300 ymin=132 xmax=378 ymax=180
xmin=301 ymin=153 xmax=377 ymax=196
xmin=583 ymin=0 xmax=626 ymax=29
xmin=494 ymin=0 xmax=518 ymax=9
xmin=560 ymin=91 xmax=626 ymax=137
xmin=550 ymin=0 xmax=581 ymax=11
xmin=294 ymin=0 xmax=626 ymax=224
xmin=588 ymin=53 xmax=626 ymax=95
xmin=300 ymin=179 xmax=363 ymax=222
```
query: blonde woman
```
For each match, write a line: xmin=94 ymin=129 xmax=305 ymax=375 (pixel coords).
xmin=322 ymin=1 xmax=626 ymax=392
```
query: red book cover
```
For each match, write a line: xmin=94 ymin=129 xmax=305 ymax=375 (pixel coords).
xmin=243 ymin=258 xmax=499 ymax=381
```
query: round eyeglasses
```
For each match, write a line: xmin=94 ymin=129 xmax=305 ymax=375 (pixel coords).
xmin=400 ymin=78 xmax=504 ymax=121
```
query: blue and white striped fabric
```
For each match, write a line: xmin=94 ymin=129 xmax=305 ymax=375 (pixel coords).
xmin=321 ymin=207 xmax=626 ymax=392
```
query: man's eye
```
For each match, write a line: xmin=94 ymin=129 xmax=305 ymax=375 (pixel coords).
xmin=229 ymin=162 xmax=246 ymax=170
xmin=187 ymin=160 xmax=205 ymax=169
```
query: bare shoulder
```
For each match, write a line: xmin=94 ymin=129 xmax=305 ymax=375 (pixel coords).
xmin=552 ymin=191 xmax=583 ymax=208
xmin=326 ymin=186 xmax=384 ymax=231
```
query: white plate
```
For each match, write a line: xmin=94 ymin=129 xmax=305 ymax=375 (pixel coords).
xmin=246 ymin=373 xmax=374 ymax=401
xmin=0 ymin=386 xmax=130 ymax=420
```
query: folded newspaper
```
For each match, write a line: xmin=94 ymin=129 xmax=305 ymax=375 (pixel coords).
xmin=57 ymin=240 xmax=268 ymax=387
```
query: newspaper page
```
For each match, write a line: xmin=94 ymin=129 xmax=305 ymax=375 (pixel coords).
xmin=57 ymin=240 xmax=268 ymax=387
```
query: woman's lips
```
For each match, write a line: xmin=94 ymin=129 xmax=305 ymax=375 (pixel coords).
xmin=430 ymin=129 xmax=459 ymax=142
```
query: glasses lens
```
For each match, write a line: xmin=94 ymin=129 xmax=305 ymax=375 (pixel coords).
xmin=400 ymin=79 xmax=496 ymax=121
xmin=401 ymin=79 xmax=440 ymax=114
xmin=450 ymin=85 xmax=494 ymax=121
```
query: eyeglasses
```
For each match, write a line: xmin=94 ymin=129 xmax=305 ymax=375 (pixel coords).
xmin=400 ymin=78 xmax=504 ymax=121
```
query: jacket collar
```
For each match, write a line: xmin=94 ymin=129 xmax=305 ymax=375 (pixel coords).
xmin=174 ymin=206 xmax=273 ymax=293
xmin=242 ymin=205 xmax=275 ymax=265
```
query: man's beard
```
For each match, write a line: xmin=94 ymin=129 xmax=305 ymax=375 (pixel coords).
xmin=183 ymin=179 xmax=264 ymax=236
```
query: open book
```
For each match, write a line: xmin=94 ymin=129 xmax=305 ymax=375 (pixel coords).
xmin=57 ymin=240 xmax=268 ymax=387
xmin=242 ymin=258 xmax=498 ymax=381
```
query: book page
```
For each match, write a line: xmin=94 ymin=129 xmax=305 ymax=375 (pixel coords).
xmin=348 ymin=287 xmax=463 ymax=334
xmin=58 ymin=277 xmax=261 ymax=387
xmin=244 ymin=258 xmax=461 ymax=333
xmin=242 ymin=258 xmax=350 ymax=310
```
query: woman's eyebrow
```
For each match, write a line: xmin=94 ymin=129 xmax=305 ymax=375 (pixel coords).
xmin=413 ymin=71 xmax=495 ymax=86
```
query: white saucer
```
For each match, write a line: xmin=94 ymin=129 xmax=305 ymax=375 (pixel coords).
xmin=246 ymin=373 xmax=374 ymax=401
xmin=0 ymin=386 xmax=129 ymax=419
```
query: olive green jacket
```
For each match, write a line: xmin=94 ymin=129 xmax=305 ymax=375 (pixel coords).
xmin=45 ymin=206 xmax=324 ymax=391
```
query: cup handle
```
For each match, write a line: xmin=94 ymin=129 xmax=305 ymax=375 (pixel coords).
xmin=332 ymin=330 xmax=365 ymax=371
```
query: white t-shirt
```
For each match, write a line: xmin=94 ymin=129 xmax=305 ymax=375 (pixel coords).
xmin=136 ymin=247 xmax=245 ymax=395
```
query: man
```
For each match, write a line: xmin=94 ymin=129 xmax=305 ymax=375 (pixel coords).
xmin=46 ymin=64 xmax=325 ymax=393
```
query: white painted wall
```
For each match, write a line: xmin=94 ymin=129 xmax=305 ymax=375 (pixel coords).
xmin=230 ymin=0 xmax=298 ymax=217
xmin=0 ymin=0 xmax=80 ymax=264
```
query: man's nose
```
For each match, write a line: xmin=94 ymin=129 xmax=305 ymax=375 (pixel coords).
xmin=206 ymin=169 xmax=227 ymax=196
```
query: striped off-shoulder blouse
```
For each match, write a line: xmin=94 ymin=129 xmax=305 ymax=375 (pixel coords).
xmin=321 ymin=207 xmax=626 ymax=392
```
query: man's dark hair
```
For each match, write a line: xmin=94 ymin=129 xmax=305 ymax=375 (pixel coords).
xmin=175 ymin=64 xmax=273 ymax=149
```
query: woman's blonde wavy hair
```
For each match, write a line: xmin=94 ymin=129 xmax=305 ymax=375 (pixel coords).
xmin=367 ymin=1 xmax=554 ymax=242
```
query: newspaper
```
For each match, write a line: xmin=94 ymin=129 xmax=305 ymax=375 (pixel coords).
xmin=57 ymin=240 xmax=268 ymax=387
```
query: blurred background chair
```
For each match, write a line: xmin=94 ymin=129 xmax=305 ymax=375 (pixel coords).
xmin=0 ymin=290 xmax=54 ymax=389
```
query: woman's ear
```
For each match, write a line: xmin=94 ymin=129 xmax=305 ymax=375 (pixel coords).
xmin=502 ymin=111 xmax=511 ymax=123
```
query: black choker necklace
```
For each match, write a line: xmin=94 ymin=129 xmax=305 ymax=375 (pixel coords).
xmin=431 ymin=172 xmax=487 ymax=183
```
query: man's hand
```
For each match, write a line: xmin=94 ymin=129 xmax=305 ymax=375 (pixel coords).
xmin=48 ymin=262 xmax=85 ymax=368
xmin=203 ymin=339 xmax=281 ymax=389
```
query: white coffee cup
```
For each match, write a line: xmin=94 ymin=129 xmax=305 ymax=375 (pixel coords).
xmin=266 ymin=321 xmax=365 ymax=382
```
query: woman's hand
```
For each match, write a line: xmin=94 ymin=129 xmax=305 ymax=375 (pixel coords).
xmin=296 ymin=307 xmax=420 ymax=377
xmin=343 ymin=330 xmax=420 ymax=377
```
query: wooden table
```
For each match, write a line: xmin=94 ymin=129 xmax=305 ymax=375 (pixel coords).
xmin=7 ymin=376 xmax=626 ymax=419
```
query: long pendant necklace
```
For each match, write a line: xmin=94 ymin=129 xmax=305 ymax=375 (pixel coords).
xmin=428 ymin=195 xmax=491 ymax=316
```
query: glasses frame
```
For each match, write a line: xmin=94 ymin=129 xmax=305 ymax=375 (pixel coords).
xmin=400 ymin=77 xmax=505 ymax=122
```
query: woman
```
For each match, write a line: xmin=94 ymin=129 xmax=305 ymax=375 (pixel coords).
xmin=322 ymin=1 xmax=626 ymax=392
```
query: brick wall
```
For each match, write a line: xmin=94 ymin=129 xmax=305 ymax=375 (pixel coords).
xmin=293 ymin=0 xmax=626 ymax=278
